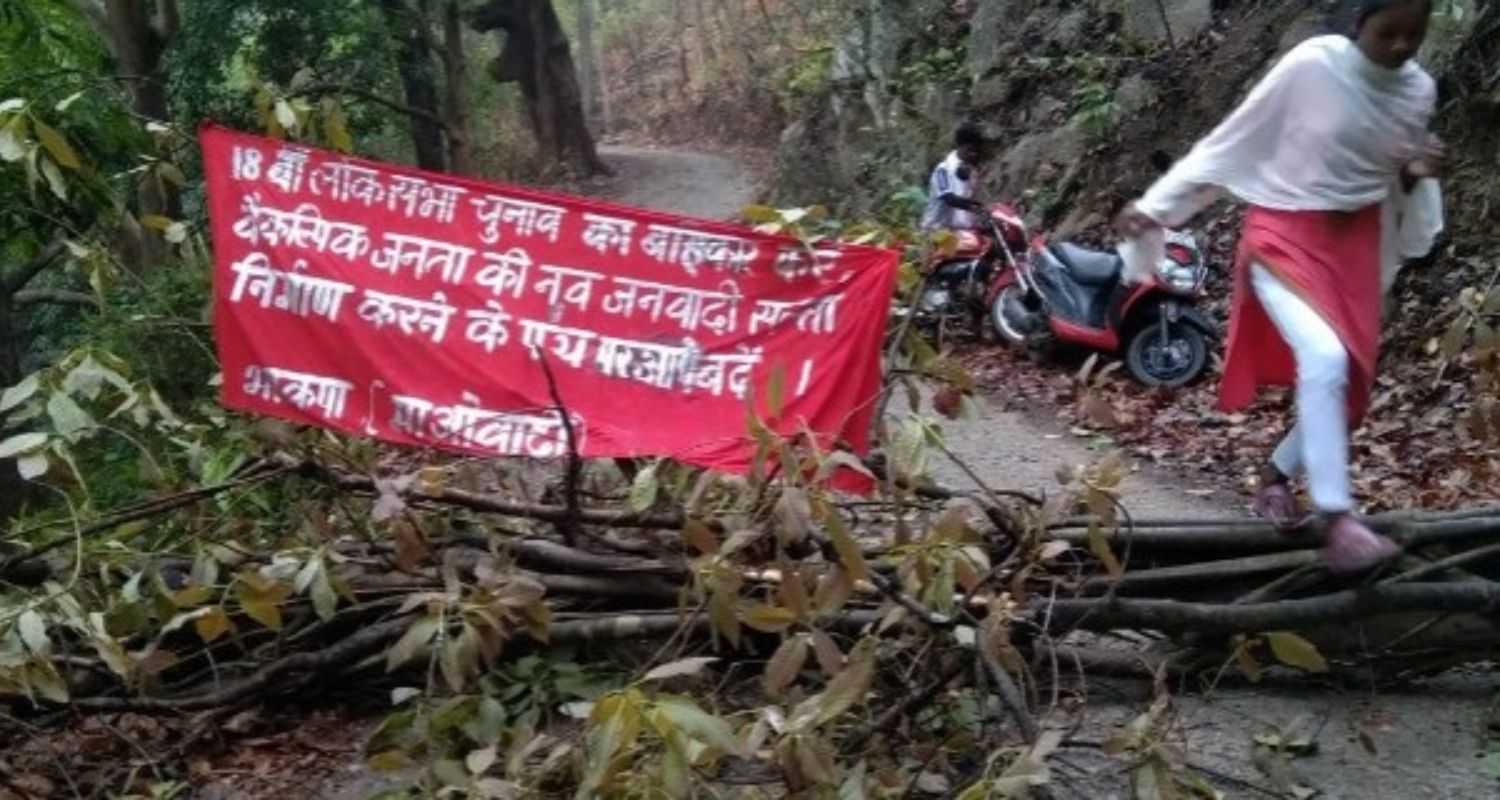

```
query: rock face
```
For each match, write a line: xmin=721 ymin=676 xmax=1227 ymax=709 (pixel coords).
xmin=772 ymin=0 xmax=961 ymax=216
xmin=1120 ymin=0 xmax=1213 ymax=45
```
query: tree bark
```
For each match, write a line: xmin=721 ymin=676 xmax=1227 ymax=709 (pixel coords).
xmin=594 ymin=0 xmax=613 ymax=136
xmin=471 ymin=0 xmax=611 ymax=176
xmin=74 ymin=0 xmax=181 ymax=271
xmin=441 ymin=0 xmax=472 ymax=175
xmin=379 ymin=0 xmax=449 ymax=172
xmin=574 ymin=0 xmax=598 ymax=126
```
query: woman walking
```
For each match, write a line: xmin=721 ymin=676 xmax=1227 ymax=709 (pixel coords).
xmin=1116 ymin=0 xmax=1446 ymax=573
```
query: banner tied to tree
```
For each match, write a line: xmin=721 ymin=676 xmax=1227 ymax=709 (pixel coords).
xmin=199 ymin=125 xmax=898 ymax=474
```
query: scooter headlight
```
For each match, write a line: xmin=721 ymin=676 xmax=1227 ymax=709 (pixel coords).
xmin=1158 ymin=262 xmax=1198 ymax=293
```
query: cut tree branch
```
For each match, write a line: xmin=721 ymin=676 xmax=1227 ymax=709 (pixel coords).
xmin=1039 ymin=581 xmax=1500 ymax=635
xmin=13 ymin=289 xmax=100 ymax=308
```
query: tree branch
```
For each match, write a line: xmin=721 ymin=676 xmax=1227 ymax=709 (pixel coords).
xmin=292 ymin=83 xmax=451 ymax=129
xmin=1039 ymin=581 xmax=1500 ymax=635
xmin=3 ymin=241 xmax=67 ymax=295
xmin=13 ymin=289 xmax=100 ymax=309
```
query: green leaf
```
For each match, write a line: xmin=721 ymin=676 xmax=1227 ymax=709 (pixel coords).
xmin=194 ymin=607 xmax=232 ymax=643
xmin=652 ymin=695 xmax=746 ymax=756
xmin=54 ymin=91 xmax=85 ymax=113
xmin=46 ymin=392 xmax=92 ymax=440
xmin=766 ymin=363 xmax=786 ymax=418
xmin=386 ymin=615 xmax=440 ymax=672
xmin=628 ymin=462 xmax=660 ymax=512
xmin=40 ymin=155 xmax=66 ymax=199
xmin=741 ymin=603 xmax=799 ymax=633
xmin=764 ymin=635 xmax=810 ymax=698
xmin=29 ymin=662 xmax=69 ymax=703
xmin=18 ymin=609 xmax=51 ymax=656
xmin=640 ymin=656 xmax=718 ymax=684
xmin=367 ymin=750 xmax=413 ymax=772
xmin=0 ymin=432 xmax=48 ymax=459
xmin=326 ymin=108 xmax=354 ymax=153
xmin=17 ymin=453 xmax=48 ymax=480
xmin=311 ymin=564 xmax=338 ymax=622
xmin=157 ymin=161 xmax=187 ymax=188
xmin=33 ymin=119 xmax=79 ymax=169
xmin=1 ymin=373 xmax=39 ymax=413
xmin=1264 ymin=631 xmax=1329 ymax=673
xmin=825 ymin=512 xmax=870 ymax=581
xmin=235 ymin=575 xmax=292 ymax=631
xmin=0 ymin=121 xmax=24 ymax=162
xmin=466 ymin=745 xmax=497 ymax=776
xmin=741 ymin=205 xmax=782 ymax=224
xmin=140 ymin=214 xmax=175 ymax=232
xmin=274 ymin=99 xmax=298 ymax=133
xmin=788 ymin=638 xmax=876 ymax=732
xmin=1086 ymin=522 xmax=1123 ymax=577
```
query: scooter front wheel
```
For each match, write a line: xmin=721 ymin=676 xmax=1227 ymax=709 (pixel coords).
xmin=1125 ymin=318 xmax=1208 ymax=388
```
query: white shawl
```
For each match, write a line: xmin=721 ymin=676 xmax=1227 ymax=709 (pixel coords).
xmin=1120 ymin=35 xmax=1444 ymax=292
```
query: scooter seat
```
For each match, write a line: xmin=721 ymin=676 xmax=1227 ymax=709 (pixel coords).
xmin=1050 ymin=243 xmax=1123 ymax=286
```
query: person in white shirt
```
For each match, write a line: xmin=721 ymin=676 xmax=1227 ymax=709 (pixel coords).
xmin=921 ymin=123 xmax=988 ymax=232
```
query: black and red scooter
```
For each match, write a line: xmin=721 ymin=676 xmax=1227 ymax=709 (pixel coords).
xmin=989 ymin=217 xmax=1217 ymax=387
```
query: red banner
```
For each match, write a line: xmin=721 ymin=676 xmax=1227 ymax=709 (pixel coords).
xmin=200 ymin=126 xmax=898 ymax=476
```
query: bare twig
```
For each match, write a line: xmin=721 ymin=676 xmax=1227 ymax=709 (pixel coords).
xmin=535 ymin=353 xmax=585 ymax=547
xmin=0 ymin=462 xmax=292 ymax=576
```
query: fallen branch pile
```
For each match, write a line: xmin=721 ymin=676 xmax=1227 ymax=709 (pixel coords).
xmin=4 ymin=444 xmax=1499 ymax=723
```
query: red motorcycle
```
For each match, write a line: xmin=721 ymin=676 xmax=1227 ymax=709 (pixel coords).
xmin=907 ymin=202 xmax=1031 ymax=343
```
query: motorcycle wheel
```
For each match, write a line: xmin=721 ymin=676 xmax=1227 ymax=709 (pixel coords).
xmin=1125 ymin=318 xmax=1207 ymax=388
xmin=991 ymin=285 xmax=1033 ymax=346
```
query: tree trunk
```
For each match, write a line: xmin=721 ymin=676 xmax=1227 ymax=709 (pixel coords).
xmin=85 ymin=0 xmax=181 ymax=271
xmin=693 ymin=0 xmax=718 ymax=74
xmin=574 ymin=0 xmax=598 ymax=126
xmin=471 ymin=0 xmax=611 ymax=176
xmin=441 ymin=0 xmax=472 ymax=175
xmin=674 ymin=0 xmax=692 ymax=102
xmin=380 ymin=0 xmax=448 ymax=172
xmin=594 ymin=0 xmax=613 ymax=136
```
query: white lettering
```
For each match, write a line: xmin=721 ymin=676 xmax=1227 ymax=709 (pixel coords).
xmin=242 ymin=365 xmax=352 ymax=421
xmin=357 ymin=289 xmax=457 ymax=344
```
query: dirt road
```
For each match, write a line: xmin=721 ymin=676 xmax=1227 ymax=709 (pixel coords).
xmin=595 ymin=144 xmax=758 ymax=221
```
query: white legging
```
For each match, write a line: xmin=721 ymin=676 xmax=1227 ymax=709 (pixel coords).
xmin=1251 ymin=264 xmax=1355 ymax=513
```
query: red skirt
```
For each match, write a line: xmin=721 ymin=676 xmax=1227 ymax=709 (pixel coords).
xmin=1219 ymin=205 xmax=1383 ymax=427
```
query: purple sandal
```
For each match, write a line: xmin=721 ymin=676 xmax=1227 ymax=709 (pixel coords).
xmin=1320 ymin=515 xmax=1400 ymax=575
xmin=1252 ymin=481 xmax=1310 ymax=533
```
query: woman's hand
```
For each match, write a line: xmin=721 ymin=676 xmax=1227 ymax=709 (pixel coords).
xmin=1113 ymin=205 xmax=1159 ymax=239
xmin=1403 ymin=135 xmax=1447 ymax=186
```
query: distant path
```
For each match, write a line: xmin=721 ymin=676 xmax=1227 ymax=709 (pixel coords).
xmin=594 ymin=144 xmax=758 ymax=221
